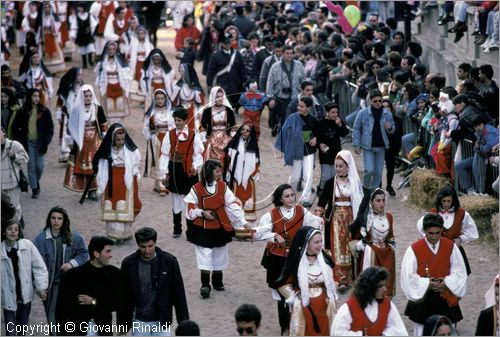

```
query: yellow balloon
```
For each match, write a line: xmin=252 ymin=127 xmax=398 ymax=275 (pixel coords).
xmin=344 ymin=5 xmax=361 ymax=28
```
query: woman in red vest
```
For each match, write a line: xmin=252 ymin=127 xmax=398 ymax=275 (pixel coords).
xmin=275 ymin=226 xmax=337 ymax=336
xmin=184 ymin=159 xmax=248 ymax=299
xmin=416 ymin=185 xmax=478 ymax=275
xmin=331 ymin=266 xmax=408 ymax=336
xmin=252 ymin=184 xmax=323 ymax=335
xmin=349 ymin=187 xmax=396 ymax=297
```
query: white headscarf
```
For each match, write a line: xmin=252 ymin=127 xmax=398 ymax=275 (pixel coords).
xmin=203 ymin=86 xmax=232 ymax=110
xmin=335 ymin=150 xmax=363 ymax=216
xmin=68 ymin=84 xmax=100 ymax=150
xmin=297 ymin=229 xmax=337 ymax=307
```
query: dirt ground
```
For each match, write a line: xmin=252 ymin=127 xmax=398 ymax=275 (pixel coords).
xmin=7 ymin=26 xmax=499 ymax=336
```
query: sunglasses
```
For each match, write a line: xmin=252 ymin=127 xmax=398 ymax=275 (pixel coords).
xmin=237 ymin=327 xmax=254 ymax=334
xmin=372 ymin=99 xmax=382 ymax=103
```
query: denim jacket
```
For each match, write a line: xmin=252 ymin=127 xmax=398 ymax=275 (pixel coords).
xmin=352 ymin=106 xmax=395 ymax=150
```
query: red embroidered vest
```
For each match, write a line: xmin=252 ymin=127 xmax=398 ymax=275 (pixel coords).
xmin=429 ymin=207 xmax=465 ymax=240
xmin=411 ymin=237 xmax=459 ymax=306
xmin=168 ymin=129 xmax=195 ymax=173
xmin=265 ymin=205 xmax=305 ymax=257
xmin=346 ymin=296 xmax=391 ymax=336
xmin=98 ymin=2 xmax=115 ymax=35
xmin=193 ymin=180 xmax=232 ymax=232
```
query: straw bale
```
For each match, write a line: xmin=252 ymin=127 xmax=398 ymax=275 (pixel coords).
xmin=409 ymin=169 xmax=450 ymax=209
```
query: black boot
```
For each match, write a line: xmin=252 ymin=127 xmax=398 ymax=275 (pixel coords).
xmin=82 ymin=54 xmax=88 ymax=69
xmin=212 ymin=270 xmax=224 ymax=291
xmin=277 ymin=297 xmax=289 ymax=335
xmin=172 ymin=211 xmax=182 ymax=238
xmin=88 ymin=53 xmax=94 ymax=67
xmin=200 ymin=270 xmax=211 ymax=299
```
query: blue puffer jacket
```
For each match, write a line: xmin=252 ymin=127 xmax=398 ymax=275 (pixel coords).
xmin=352 ymin=106 xmax=395 ymax=150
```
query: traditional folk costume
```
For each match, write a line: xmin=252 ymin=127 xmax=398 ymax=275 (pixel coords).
xmin=142 ymin=89 xmax=175 ymax=195
xmin=93 ymin=123 xmax=142 ymax=241
xmin=276 ymin=227 xmax=337 ymax=336
xmin=238 ymin=82 xmax=268 ymax=139
xmin=69 ymin=5 xmax=98 ymax=69
xmin=171 ymin=63 xmax=204 ymax=130
xmin=350 ymin=188 xmax=396 ymax=297
xmin=127 ymin=26 xmax=153 ymax=103
xmin=64 ymin=85 xmax=108 ymax=194
xmin=39 ymin=3 xmax=65 ymax=74
xmin=331 ymin=295 xmax=408 ymax=336
xmin=55 ymin=67 xmax=83 ymax=162
xmin=103 ymin=11 xmax=130 ymax=55
xmin=89 ymin=1 xmax=118 ymax=57
xmin=141 ymin=48 xmax=175 ymax=110
xmin=401 ymin=236 xmax=467 ymax=336
xmin=21 ymin=2 xmax=42 ymax=54
xmin=254 ymin=203 xmax=323 ymax=334
xmin=417 ymin=206 xmax=478 ymax=276
xmin=184 ymin=160 xmax=247 ymax=298
xmin=159 ymin=112 xmax=204 ymax=237
xmin=315 ymin=150 xmax=363 ymax=288
xmin=52 ymin=1 xmax=75 ymax=61
xmin=95 ymin=41 xmax=131 ymax=123
xmin=18 ymin=51 xmax=53 ymax=107
xmin=225 ymin=124 xmax=260 ymax=223
xmin=475 ymin=274 xmax=499 ymax=336
xmin=200 ymin=86 xmax=236 ymax=163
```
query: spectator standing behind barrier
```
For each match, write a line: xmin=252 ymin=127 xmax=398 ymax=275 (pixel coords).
xmin=2 ymin=219 xmax=48 ymax=337
xmin=119 ymin=227 xmax=189 ymax=335
xmin=33 ymin=206 xmax=89 ymax=335
xmin=455 ymin=115 xmax=499 ymax=196
xmin=353 ymin=89 xmax=395 ymax=189
xmin=235 ymin=304 xmax=261 ymax=336
xmin=478 ymin=64 xmax=499 ymax=125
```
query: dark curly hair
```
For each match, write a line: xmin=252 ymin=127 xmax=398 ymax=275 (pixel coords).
xmin=353 ymin=266 xmax=390 ymax=308
xmin=44 ymin=206 xmax=73 ymax=245
xmin=434 ymin=185 xmax=460 ymax=211
xmin=200 ymin=159 xmax=222 ymax=187
xmin=272 ymin=184 xmax=294 ymax=207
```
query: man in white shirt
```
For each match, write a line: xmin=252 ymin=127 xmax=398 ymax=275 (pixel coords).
xmin=401 ymin=213 xmax=467 ymax=336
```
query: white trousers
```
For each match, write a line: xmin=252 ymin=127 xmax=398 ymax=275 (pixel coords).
xmin=288 ymin=154 xmax=315 ymax=202
xmin=194 ymin=245 xmax=228 ymax=271
xmin=171 ymin=193 xmax=186 ymax=214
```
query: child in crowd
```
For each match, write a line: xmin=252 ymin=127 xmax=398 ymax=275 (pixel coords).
xmin=238 ymin=81 xmax=268 ymax=139
xmin=175 ymin=37 xmax=197 ymax=66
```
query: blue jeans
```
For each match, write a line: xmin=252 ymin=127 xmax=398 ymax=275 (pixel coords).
xmin=362 ymin=147 xmax=386 ymax=188
xmin=3 ymin=302 xmax=32 ymax=336
xmin=456 ymin=155 xmax=487 ymax=193
xmin=319 ymin=164 xmax=336 ymax=189
xmin=28 ymin=141 xmax=45 ymax=190
xmin=402 ymin=133 xmax=416 ymax=155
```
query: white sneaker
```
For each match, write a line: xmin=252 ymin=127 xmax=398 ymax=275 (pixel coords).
xmin=484 ymin=42 xmax=499 ymax=53
xmin=481 ymin=37 xmax=492 ymax=48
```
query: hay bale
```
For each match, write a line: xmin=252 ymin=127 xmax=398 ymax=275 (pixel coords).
xmin=491 ymin=213 xmax=499 ymax=242
xmin=409 ymin=169 xmax=450 ymax=209
xmin=460 ymin=195 xmax=499 ymax=236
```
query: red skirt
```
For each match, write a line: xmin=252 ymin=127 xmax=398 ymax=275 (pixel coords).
xmin=135 ymin=60 xmax=144 ymax=81
xmin=104 ymin=166 xmax=142 ymax=218
xmin=44 ymin=32 xmax=58 ymax=58
xmin=107 ymin=83 xmax=123 ymax=99
xmin=303 ymin=291 xmax=330 ymax=336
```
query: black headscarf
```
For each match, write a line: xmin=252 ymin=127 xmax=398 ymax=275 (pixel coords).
xmin=177 ymin=63 xmax=203 ymax=92
xmin=225 ymin=123 xmax=260 ymax=187
xmin=98 ymin=41 xmax=128 ymax=70
xmin=275 ymin=226 xmax=334 ymax=286
xmin=57 ymin=67 xmax=81 ymax=100
xmin=92 ymin=123 xmax=138 ymax=198
xmin=144 ymin=89 xmax=167 ymax=117
xmin=19 ymin=50 xmax=51 ymax=78
xmin=349 ymin=187 xmax=384 ymax=238
xmin=142 ymin=48 xmax=172 ymax=74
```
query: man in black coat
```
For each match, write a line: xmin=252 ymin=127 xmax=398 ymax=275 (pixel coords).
xmin=56 ymin=236 xmax=124 ymax=336
xmin=207 ymin=32 xmax=247 ymax=110
xmin=119 ymin=227 xmax=189 ymax=335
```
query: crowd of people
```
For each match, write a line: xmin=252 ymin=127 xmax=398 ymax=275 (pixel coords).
xmin=1 ymin=1 xmax=499 ymax=336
